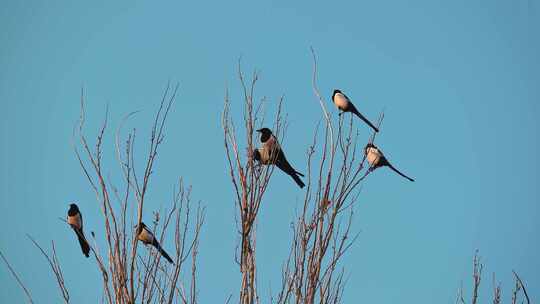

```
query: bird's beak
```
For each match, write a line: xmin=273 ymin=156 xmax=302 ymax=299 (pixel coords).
xmin=256 ymin=129 xmax=261 ymax=133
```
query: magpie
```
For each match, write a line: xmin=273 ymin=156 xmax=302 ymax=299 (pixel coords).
xmin=364 ymin=143 xmax=414 ymax=182
xmin=254 ymin=128 xmax=305 ymax=188
xmin=332 ymin=89 xmax=379 ymax=132
xmin=135 ymin=222 xmax=174 ymax=264
xmin=67 ymin=203 xmax=91 ymax=257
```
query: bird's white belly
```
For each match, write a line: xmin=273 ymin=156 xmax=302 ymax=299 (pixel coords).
xmin=68 ymin=214 xmax=82 ymax=229
xmin=366 ymin=148 xmax=381 ymax=166
xmin=257 ymin=148 xmax=272 ymax=164
xmin=139 ymin=229 xmax=155 ymax=244
xmin=259 ymin=140 xmax=280 ymax=165
xmin=333 ymin=94 xmax=349 ymax=110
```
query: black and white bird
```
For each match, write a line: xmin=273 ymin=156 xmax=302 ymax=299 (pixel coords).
xmin=364 ymin=143 xmax=414 ymax=182
xmin=135 ymin=222 xmax=174 ymax=264
xmin=254 ymin=128 xmax=305 ymax=188
xmin=332 ymin=89 xmax=379 ymax=133
xmin=67 ymin=203 xmax=91 ymax=258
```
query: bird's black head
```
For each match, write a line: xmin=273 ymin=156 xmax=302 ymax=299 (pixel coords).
xmin=134 ymin=222 xmax=147 ymax=229
xmin=332 ymin=89 xmax=342 ymax=99
xmin=364 ymin=143 xmax=376 ymax=154
xmin=67 ymin=203 xmax=80 ymax=216
xmin=134 ymin=222 xmax=147 ymax=234
xmin=256 ymin=128 xmax=272 ymax=143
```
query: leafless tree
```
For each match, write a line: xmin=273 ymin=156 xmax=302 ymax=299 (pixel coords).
xmin=222 ymin=61 xmax=287 ymax=304
xmin=222 ymin=50 xmax=384 ymax=304
xmin=70 ymin=84 xmax=205 ymax=304
xmin=457 ymin=251 xmax=530 ymax=304
xmin=26 ymin=237 xmax=71 ymax=303
xmin=273 ymin=49 xmax=383 ymax=304
xmin=1 ymin=84 xmax=205 ymax=304
xmin=0 ymin=249 xmax=35 ymax=303
xmin=1 ymin=60 xmax=533 ymax=304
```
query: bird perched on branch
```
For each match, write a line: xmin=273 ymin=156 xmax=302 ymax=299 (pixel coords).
xmin=332 ymin=89 xmax=379 ymax=133
xmin=364 ymin=143 xmax=414 ymax=182
xmin=254 ymin=128 xmax=305 ymax=188
xmin=135 ymin=222 xmax=174 ymax=264
xmin=67 ymin=203 xmax=91 ymax=257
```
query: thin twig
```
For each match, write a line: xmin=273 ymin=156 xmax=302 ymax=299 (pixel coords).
xmin=513 ymin=270 xmax=530 ymax=304
xmin=0 ymin=249 xmax=34 ymax=304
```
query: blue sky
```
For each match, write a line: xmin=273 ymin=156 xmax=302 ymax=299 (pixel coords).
xmin=1 ymin=0 xmax=538 ymax=303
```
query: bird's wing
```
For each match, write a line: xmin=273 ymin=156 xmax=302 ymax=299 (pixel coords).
xmin=378 ymin=155 xmax=390 ymax=167
xmin=275 ymin=152 xmax=305 ymax=188
xmin=348 ymin=101 xmax=360 ymax=114
xmin=263 ymin=136 xmax=282 ymax=163
xmin=139 ymin=227 xmax=156 ymax=244
xmin=275 ymin=150 xmax=293 ymax=172
xmin=276 ymin=150 xmax=304 ymax=176
xmin=343 ymin=92 xmax=352 ymax=102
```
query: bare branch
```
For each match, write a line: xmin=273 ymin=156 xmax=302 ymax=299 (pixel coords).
xmin=0 ymin=249 xmax=34 ymax=304
xmin=26 ymin=235 xmax=70 ymax=303
xmin=513 ymin=270 xmax=530 ymax=304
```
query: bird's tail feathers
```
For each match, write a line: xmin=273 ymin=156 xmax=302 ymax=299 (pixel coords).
xmin=388 ymin=164 xmax=415 ymax=182
xmin=74 ymin=229 xmax=90 ymax=258
xmin=290 ymin=172 xmax=306 ymax=188
xmin=352 ymin=109 xmax=379 ymax=133
xmin=153 ymin=240 xmax=174 ymax=264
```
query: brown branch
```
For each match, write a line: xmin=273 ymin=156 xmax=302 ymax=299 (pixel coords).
xmin=0 ymin=249 xmax=34 ymax=304
xmin=471 ymin=251 xmax=482 ymax=304
xmin=66 ymin=84 xmax=204 ymax=304
xmin=492 ymin=273 xmax=501 ymax=304
xmin=457 ymin=252 xmax=530 ymax=304
xmin=223 ymin=61 xmax=287 ymax=304
xmin=26 ymin=235 xmax=69 ymax=303
xmin=274 ymin=49 xmax=381 ymax=304
xmin=513 ymin=270 xmax=530 ymax=304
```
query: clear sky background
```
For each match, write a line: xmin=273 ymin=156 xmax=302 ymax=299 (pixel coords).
xmin=1 ymin=1 xmax=538 ymax=303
